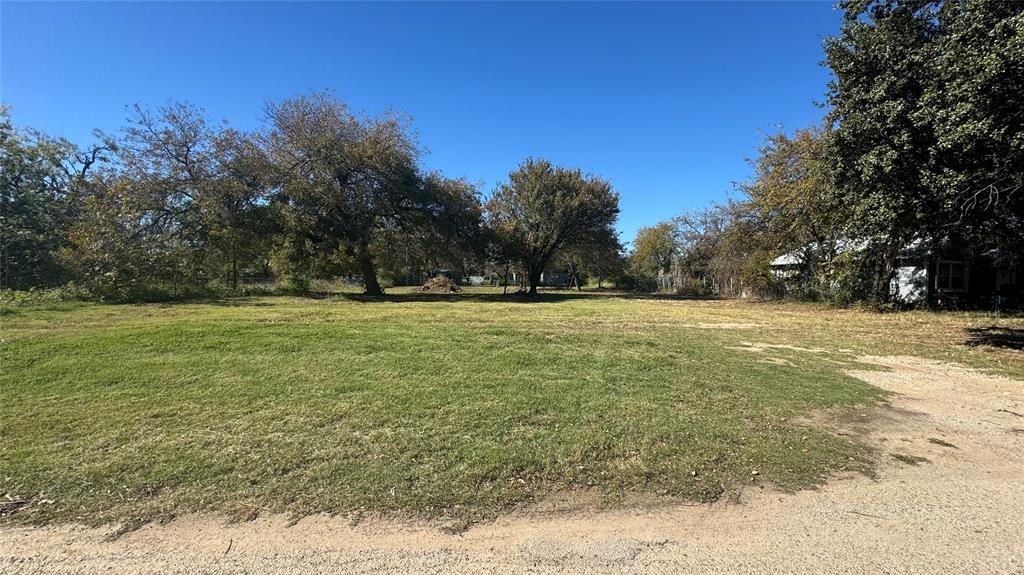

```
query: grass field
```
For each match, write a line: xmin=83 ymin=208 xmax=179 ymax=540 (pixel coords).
xmin=2 ymin=288 xmax=1022 ymax=527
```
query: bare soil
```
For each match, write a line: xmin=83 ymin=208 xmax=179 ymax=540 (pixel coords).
xmin=3 ymin=355 xmax=1023 ymax=574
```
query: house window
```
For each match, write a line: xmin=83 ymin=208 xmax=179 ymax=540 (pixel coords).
xmin=936 ymin=261 xmax=966 ymax=291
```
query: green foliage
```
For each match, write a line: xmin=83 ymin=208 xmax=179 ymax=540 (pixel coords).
xmin=0 ymin=282 xmax=92 ymax=307
xmin=825 ymin=0 xmax=1024 ymax=301
xmin=0 ymin=107 xmax=111 ymax=290
xmin=265 ymin=93 xmax=484 ymax=295
xmin=486 ymin=158 xmax=620 ymax=295
xmin=4 ymin=95 xmax=486 ymax=300
xmin=744 ymin=126 xmax=845 ymax=298
xmin=924 ymin=1 xmax=1024 ymax=257
xmin=629 ymin=222 xmax=675 ymax=280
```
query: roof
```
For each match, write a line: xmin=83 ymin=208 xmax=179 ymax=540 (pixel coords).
xmin=770 ymin=238 xmax=867 ymax=267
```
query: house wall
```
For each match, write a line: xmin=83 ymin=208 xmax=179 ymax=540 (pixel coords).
xmin=892 ymin=265 xmax=928 ymax=304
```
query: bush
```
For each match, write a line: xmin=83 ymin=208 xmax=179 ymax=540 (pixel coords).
xmin=0 ymin=282 xmax=94 ymax=306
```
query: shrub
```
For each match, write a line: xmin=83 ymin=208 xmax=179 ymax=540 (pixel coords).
xmin=0 ymin=282 xmax=94 ymax=306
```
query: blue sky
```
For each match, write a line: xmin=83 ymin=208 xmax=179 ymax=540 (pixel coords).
xmin=1 ymin=1 xmax=840 ymax=242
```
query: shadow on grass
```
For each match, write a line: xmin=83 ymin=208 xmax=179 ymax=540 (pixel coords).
xmin=333 ymin=290 xmax=724 ymax=304
xmin=92 ymin=289 xmax=724 ymax=308
xmin=965 ymin=326 xmax=1024 ymax=351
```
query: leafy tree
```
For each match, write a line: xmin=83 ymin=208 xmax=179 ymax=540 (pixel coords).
xmin=924 ymin=1 xmax=1024 ymax=259
xmin=206 ymin=128 xmax=277 ymax=289
xmin=106 ymin=103 xmax=221 ymax=292
xmin=825 ymin=0 xmax=939 ymax=301
xmin=373 ymin=173 xmax=486 ymax=286
xmin=741 ymin=126 xmax=844 ymax=297
xmin=64 ymin=177 xmax=166 ymax=300
xmin=629 ymin=222 xmax=676 ymax=281
xmin=265 ymin=93 xmax=482 ymax=295
xmin=825 ymin=0 xmax=1023 ymax=301
xmin=485 ymin=158 xmax=620 ymax=296
xmin=0 ymin=106 xmax=112 ymax=290
xmin=62 ymin=103 xmax=274 ymax=299
xmin=560 ymin=226 xmax=623 ymax=290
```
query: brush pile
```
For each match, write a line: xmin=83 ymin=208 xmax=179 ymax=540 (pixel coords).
xmin=421 ymin=276 xmax=461 ymax=293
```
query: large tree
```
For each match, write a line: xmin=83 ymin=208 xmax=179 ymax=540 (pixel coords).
xmin=925 ymin=1 xmax=1024 ymax=259
xmin=824 ymin=0 xmax=939 ymax=301
xmin=0 ymin=106 xmax=112 ymax=290
xmin=486 ymin=158 xmax=619 ymax=296
xmin=65 ymin=102 xmax=270 ymax=298
xmin=825 ymin=0 xmax=1024 ymax=301
xmin=265 ymin=93 xmax=482 ymax=295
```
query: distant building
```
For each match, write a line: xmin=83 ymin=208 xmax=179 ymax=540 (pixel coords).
xmin=770 ymin=238 xmax=1020 ymax=308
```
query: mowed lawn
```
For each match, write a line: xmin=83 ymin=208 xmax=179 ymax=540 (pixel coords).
xmin=2 ymin=289 xmax=1022 ymax=526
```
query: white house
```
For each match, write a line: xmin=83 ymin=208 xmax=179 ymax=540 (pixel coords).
xmin=770 ymin=238 xmax=1019 ymax=307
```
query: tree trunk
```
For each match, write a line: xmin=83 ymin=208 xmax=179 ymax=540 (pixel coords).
xmin=231 ymin=244 xmax=239 ymax=291
xmin=358 ymin=245 xmax=384 ymax=296
xmin=502 ymin=262 xmax=510 ymax=295
xmin=527 ymin=264 xmax=542 ymax=296
xmin=874 ymin=244 xmax=900 ymax=304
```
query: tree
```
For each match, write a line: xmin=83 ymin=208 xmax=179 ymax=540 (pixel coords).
xmin=66 ymin=102 xmax=272 ymax=297
xmin=824 ymin=0 xmax=940 ymax=301
xmin=671 ymin=207 xmax=731 ymax=294
xmin=560 ymin=226 xmax=623 ymax=290
xmin=741 ymin=126 xmax=844 ymax=297
xmin=924 ymin=1 xmax=1024 ymax=260
xmin=825 ymin=0 xmax=1024 ymax=301
xmin=112 ymin=102 xmax=223 ymax=291
xmin=207 ymin=128 xmax=276 ymax=289
xmin=265 ymin=93 xmax=483 ymax=295
xmin=373 ymin=173 xmax=486 ymax=286
xmin=629 ymin=222 xmax=676 ymax=284
xmin=0 ymin=106 xmax=112 ymax=290
xmin=485 ymin=158 xmax=620 ymax=296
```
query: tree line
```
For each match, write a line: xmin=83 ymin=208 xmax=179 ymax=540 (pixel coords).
xmin=1 ymin=94 xmax=622 ymax=300
xmin=3 ymin=0 xmax=1021 ymax=305
xmin=628 ymin=0 xmax=1022 ymax=305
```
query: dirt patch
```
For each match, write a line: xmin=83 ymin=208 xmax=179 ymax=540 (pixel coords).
xmin=757 ymin=357 xmax=794 ymax=366
xmin=3 ymin=355 xmax=1023 ymax=574
xmin=681 ymin=322 xmax=765 ymax=329
xmin=420 ymin=277 xmax=461 ymax=293
xmin=729 ymin=341 xmax=827 ymax=353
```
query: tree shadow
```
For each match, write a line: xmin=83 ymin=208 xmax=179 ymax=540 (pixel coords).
xmin=965 ymin=326 xmax=1024 ymax=351
xmin=335 ymin=290 xmax=724 ymax=304
xmin=95 ymin=289 xmax=724 ymax=308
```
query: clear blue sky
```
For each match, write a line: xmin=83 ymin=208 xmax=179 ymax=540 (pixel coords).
xmin=1 ymin=1 xmax=839 ymax=242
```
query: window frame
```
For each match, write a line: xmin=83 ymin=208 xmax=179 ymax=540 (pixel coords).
xmin=936 ymin=260 xmax=967 ymax=293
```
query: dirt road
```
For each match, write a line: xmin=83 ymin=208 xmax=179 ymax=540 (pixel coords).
xmin=3 ymin=355 xmax=1023 ymax=574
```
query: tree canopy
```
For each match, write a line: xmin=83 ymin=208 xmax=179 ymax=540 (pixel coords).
xmin=825 ymin=0 xmax=1023 ymax=300
xmin=485 ymin=158 xmax=620 ymax=295
xmin=265 ymin=93 xmax=484 ymax=295
xmin=629 ymin=222 xmax=676 ymax=279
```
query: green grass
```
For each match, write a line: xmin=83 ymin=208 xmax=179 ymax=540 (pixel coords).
xmin=1 ymin=289 xmax=1021 ymax=526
